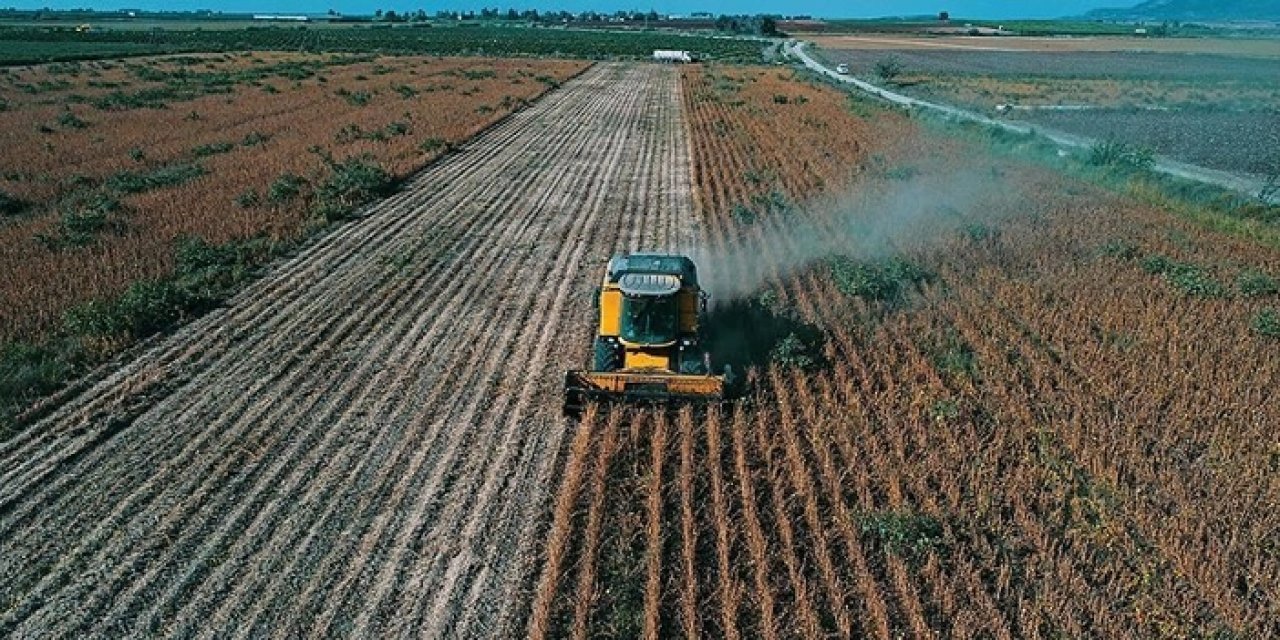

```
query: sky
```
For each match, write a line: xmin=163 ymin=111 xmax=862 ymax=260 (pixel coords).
xmin=10 ymin=1 xmax=1135 ymax=19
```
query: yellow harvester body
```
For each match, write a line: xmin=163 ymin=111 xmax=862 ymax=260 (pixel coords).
xmin=564 ymin=253 xmax=726 ymax=416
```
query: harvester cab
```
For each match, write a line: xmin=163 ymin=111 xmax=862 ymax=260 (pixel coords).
xmin=564 ymin=253 xmax=730 ymax=417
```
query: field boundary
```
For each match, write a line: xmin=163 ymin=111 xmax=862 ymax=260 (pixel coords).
xmin=788 ymin=41 xmax=1276 ymax=203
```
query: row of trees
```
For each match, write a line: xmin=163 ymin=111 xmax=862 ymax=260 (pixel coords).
xmin=366 ymin=7 xmax=783 ymax=35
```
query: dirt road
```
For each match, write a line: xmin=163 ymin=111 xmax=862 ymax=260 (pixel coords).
xmin=0 ymin=62 xmax=699 ymax=638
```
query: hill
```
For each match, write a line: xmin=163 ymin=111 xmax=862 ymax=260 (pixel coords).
xmin=1087 ymin=0 xmax=1280 ymax=22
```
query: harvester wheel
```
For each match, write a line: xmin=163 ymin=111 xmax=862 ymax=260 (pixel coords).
xmin=593 ymin=338 xmax=621 ymax=371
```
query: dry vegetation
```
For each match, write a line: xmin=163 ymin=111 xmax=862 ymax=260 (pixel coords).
xmin=0 ymin=53 xmax=586 ymax=346
xmin=531 ymin=64 xmax=1280 ymax=637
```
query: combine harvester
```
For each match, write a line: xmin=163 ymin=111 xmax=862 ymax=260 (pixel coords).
xmin=564 ymin=253 xmax=731 ymax=416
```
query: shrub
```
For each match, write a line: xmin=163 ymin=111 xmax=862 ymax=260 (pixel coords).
xmin=91 ymin=87 xmax=177 ymax=111
xmin=1098 ymin=238 xmax=1140 ymax=260
xmin=772 ymin=94 xmax=788 ymax=104
xmin=236 ymin=189 xmax=261 ymax=208
xmin=419 ymin=137 xmax=454 ymax=154
xmin=0 ymin=190 xmax=26 ymax=217
xmin=312 ymin=156 xmax=395 ymax=221
xmin=393 ymin=83 xmax=418 ymax=98
xmin=769 ymin=332 xmax=815 ymax=369
xmin=858 ymin=510 xmax=944 ymax=558
xmin=1088 ymin=140 xmax=1155 ymax=172
xmin=241 ymin=131 xmax=271 ymax=147
xmin=385 ymin=121 xmax=410 ymax=137
xmin=128 ymin=147 xmax=146 ymax=162
xmin=1237 ymin=270 xmax=1278 ymax=298
xmin=36 ymin=193 xmax=126 ymax=249
xmin=930 ymin=330 xmax=978 ymax=380
xmin=267 ymin=174 xmax=307 ymax=202
xmin=963 ymin=222 xmax=1000 ymax=241
xmin=192 ymin=141 xmax=235 ymax=157
xmin=1141 ymin=254 xmax=1226 ymax=298
xmin=874 ymin=56 xmax=903 ymax=82
xmin=827 ymin=255 xmax=931 ymax=303
xmin=0 ymin=342 xmax=74 ymax=426
xmin=885 ymin=165 xmax=919 ymax=180
xmin=106 ymin=163 xmax=206 ymax=194
xmin=1253 ymin=308 xmax=1280 ymax=338
xmin=335 ymin=123 xmax=365 ymax=144
xmin=63 ymin=236 xmax=271 ymax=341
xmin=57 ymin=111 xmax=89 ymax=129
xmin=336 ymin=88 xmax=372 ymax=106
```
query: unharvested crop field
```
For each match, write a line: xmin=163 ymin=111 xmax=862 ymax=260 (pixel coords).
xmin=532 ymin=65 xmax=1280 ymax=637
xmin=3 ymin=56 xmax=1280 ymax=638
xmin=814 ymin=40 xmax=1280 ymax=178
xmin=0 ymin=53 xmax=585 ymax=346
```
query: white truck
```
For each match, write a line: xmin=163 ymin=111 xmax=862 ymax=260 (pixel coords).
xmin=652 ymin=50 xmax=694 ymax=63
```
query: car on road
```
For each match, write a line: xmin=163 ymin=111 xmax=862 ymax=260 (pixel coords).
xmin=835 ymin=63 xmax=850 ymax=74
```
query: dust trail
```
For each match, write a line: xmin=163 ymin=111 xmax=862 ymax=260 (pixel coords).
xmin=691 ymin=166 xmax=1027 ymax=305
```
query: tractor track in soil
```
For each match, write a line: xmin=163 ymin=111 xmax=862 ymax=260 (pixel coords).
xmin=0 ymin=62 xmax=700 ymax=639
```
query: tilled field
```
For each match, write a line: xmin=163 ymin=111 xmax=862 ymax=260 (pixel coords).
xmin=815 ymin=46 xmax=1280 ymax=178
xmin=819 ymin=48 xmax=1280 ymax=82
xmin=0 ymin=62 xmax=700 ymax=637
xmin=1011 ymin=108 xmax=1280 ymax=177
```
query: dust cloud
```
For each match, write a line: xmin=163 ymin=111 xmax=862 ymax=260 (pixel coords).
xmin=689 ymin=166 xmax=1028 ymax=305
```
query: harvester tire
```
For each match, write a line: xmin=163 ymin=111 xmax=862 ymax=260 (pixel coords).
xmin=593 ymin=338 xmax=621 ymax=371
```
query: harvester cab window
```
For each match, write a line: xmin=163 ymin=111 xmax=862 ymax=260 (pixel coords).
xmin=620 ymin=295 xmax=677 ymax=344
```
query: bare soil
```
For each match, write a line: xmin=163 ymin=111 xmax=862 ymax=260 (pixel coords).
xmin=1013 ymin=107 xmax=1280 ymax=177
xmin=0 ymin=62 xmax=700 ymax=638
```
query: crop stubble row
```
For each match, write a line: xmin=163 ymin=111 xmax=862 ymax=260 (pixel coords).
xmin=0 ymin=62 xmax=699 ymax=637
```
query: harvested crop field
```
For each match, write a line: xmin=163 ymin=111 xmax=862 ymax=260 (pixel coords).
xmin=0 ymin=62 xmax=698 ymax=637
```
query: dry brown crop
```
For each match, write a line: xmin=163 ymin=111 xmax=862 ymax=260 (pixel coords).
xmin=0 ymin=53 xmax=586 ymax=346
xmin=533 ymin=63 xmax=1280 ymax=638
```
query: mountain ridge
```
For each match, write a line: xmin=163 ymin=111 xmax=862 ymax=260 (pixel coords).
xmin=1086 ymin=0 xmax=1280 ymax=22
